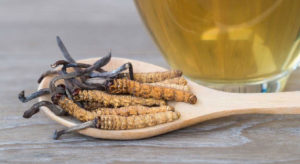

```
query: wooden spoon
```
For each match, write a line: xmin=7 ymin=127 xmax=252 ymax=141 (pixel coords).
xmin=38 ymin=57 xmax=300 ymax=140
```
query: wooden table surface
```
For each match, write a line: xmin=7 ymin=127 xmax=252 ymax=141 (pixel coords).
xmin=1 ymin=0 xmax=300 ymax=163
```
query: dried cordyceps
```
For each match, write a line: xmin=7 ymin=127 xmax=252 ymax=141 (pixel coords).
xmin=157 ymin=77 xmax=188 ymax=85
xmin=95 ymin=111 xmax=180 ymax=129
xmin=19 ymin=36 xmax=200 ymax=140
xmin=107 ymin=79 xmax=197 ymax=104
xmin=95 ymin=105 xmax=174 ymax=116
xmin=86 ymin=76 xmax=188 ymax=87
xmin=73 ymin=89 xmax=166 ymax=107
xmin=148 ymin=83 xmax=190 ymax=92
xmin=49 ymin=53 xmax=111 ymax=94
xmin=53 ymin=111 xmax=180 ymax=139
xmin=58 ymin=96 xmax=174 ymax=122
xmin=120 ymin=70 xmax=182 ymax=83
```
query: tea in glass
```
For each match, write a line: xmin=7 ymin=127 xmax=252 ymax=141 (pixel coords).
xmin=135 ymin=0 xmax=300 ymax=92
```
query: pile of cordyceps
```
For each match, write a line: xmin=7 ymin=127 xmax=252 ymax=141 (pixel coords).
xmin=19 ymin=36 xmax=197 ymax=139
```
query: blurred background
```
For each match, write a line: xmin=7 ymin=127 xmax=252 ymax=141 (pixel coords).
xmin=0 ymin=0 xmax=165 ymax=63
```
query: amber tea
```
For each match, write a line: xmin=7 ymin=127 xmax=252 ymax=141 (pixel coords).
xmin=135 ymin=0 xmax=300 ymax=92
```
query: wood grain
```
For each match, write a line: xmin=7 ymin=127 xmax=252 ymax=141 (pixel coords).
xmin=1 ymin=0 xmax=300 ymax=163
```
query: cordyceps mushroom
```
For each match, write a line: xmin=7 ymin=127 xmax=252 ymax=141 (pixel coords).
xmin=106 ymin=79 xmax=197 ymax=104
xmin=72 ymin=89 xmax=166 ymax=108
xmin=18 ymin=36 xmax=201 ymax=140
xmin=118 ymin=70 xmax=182 ymax=83
xmin=35 ymin=87 xmax=180 ymax=140
xmin=53 ymin=110 xmax=181 ymax=139
xmin=56 ymin=95 xmax=174 ymax=122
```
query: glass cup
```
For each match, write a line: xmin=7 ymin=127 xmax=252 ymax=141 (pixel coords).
xmin=135 ymin=0 xmax=300 ymax=92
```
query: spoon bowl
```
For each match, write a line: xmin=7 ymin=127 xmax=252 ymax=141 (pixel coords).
xmin=38 ymin=57 xmax=300 ymax=140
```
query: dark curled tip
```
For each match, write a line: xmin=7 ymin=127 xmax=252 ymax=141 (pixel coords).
xmin=23 ymin=101 xmax=49 ymax=118
xmin=18 ymin=89 xmax=50 ymax=103
xmin=53 ymin=120 xmax=96 ymax=140
xmin=51 ymin=60 xmax=70 ymax=68
xmin=23 ymin=101 xmax=66 ymax=118
xmin=18 ymin=90 xmax=26 ymax=103
xmin=53 ymin=130 xmax=64 ymax=140
xmin=23 ymin=107 xmax=40 ymax=118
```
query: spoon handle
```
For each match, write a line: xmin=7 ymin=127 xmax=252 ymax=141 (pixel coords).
xmin=221 ymin=91 xmax=300 ymax=115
